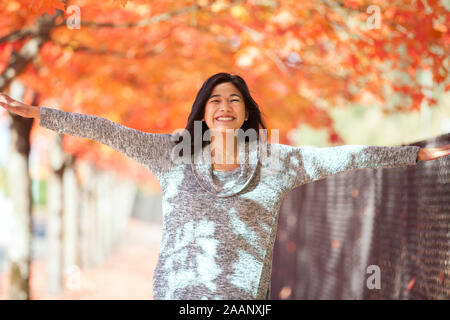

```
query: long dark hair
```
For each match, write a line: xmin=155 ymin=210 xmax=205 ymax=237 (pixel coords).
xmin=173 ymin=72 xmax=267 ymax=157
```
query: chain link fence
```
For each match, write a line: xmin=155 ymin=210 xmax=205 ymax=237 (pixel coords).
xmin=271 ymin=133 xmax=450 ymax=300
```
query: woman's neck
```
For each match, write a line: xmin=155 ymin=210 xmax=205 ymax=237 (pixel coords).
xmin=210 ymin=133 xmax=240 ymax=170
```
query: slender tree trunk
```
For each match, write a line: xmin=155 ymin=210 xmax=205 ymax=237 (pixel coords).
xmin=47 ymin=133 xmax=65 ymax=295
xmin=0 ymin=9 xmax=64 ymax=300
xmin=78 ymin=162 xmax=100 ymax=268
xmin=62 ymin=156 xmax=79 ymax=289
xmin=7 ymin=81 xmax=34 ymax=300
xmin=96 ymin=171 xmax=107 ymax=262
xmin=78 ymin=162 xmax=90 ymax=269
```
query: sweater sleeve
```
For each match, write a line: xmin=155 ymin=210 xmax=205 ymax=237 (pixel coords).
xmin=38 ymin=106 xmax=174 ymax=174
xmin=273 ymin=143 xmax=420 ymax=192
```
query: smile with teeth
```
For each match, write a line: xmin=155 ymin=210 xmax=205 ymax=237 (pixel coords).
xmin=215 ymin=116 xmax=235 ymax=122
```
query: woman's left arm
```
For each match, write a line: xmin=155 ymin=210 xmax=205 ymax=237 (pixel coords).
xmin=417 ymin=144 xmax=450 ymax=161
xmin=274 ymin=143 xmax=449 ymax=192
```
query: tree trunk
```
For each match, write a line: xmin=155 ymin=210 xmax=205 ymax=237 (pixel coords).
xmin=77 ymin=162 xmax=139 ymax=268
xmin=7 ymin=81 xmax=34 ymax=300
xmin=0 ymin=10 xmax=63 ymax=92
xmin=46 ymin=133 xmax=65 ymax=295
xmin=78 ymin=161 xmax=100 ymax=268
xmin=0 ymin=10 xmax=64 ymax=300
xmin=62 ymin=156 xmax=79 ymax=290
xmin=96 ymin=170 xmax=108 ymax=262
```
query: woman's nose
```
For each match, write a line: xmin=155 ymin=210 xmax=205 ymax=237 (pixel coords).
xmin=219 ymin=103 xmax=232 ymax=111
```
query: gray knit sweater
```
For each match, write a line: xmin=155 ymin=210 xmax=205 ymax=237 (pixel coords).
xmin=39 ymin=107 xmax=420 ymax=300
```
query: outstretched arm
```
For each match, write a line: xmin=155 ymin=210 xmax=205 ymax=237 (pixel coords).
xmin=38 ymin=107 xmax=173 ymax=170
xmin=0 ymin=92 xmax=173 ymax=173
xmin=273 ymin=143 xmax=442 ymax=191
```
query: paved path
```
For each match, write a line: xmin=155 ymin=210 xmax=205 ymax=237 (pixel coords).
xmin=0 ymin=217 xmax=162 ymax=300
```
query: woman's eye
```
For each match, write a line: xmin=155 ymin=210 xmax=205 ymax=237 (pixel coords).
xmin=210 ymin=99 xmax=239 ymax=103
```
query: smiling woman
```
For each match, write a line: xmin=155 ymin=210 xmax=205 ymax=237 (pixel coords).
xmin=178 ymin=73 xmax=267 ymax=166
xmin=0 ymin=72 xmax=448 ymax=300
xmin=203 ymin=84 xmax=248 ymax=128
xmin=202 ymin=82 xmax=249 ymax=171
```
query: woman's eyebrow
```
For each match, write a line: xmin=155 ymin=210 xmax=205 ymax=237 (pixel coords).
xmin=209 ymin=93 xmax=242 ymax=99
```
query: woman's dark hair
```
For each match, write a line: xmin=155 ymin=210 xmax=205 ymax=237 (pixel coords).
xmin=174 ymin=72 xmax=267 ymax=157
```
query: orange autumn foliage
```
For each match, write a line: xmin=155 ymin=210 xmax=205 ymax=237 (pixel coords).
xmin=0 ymin=0 xmax=448 ymax=183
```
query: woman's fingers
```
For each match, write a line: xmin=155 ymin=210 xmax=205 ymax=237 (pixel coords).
xmin=419 ymin=145 xmax=450 ymax=161
xmin=0 ymin=93 xmax=12 ymax=109
xmin=0 ymin=93 xmax=22 ymax=111
xmin=0 ymin=92 xmax=38 ymax=118
xmin=438 ymin=144 xmax=450 ymax=158
xmin=433 ymin=145 xmax=450 ymax=159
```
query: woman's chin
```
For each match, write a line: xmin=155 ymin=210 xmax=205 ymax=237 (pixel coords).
xmin=210 ymin=127 xmax=240 ymax=134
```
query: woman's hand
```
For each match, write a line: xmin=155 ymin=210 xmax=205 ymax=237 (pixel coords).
xmin=418 ymin=144 xmax=450 ymax=161
xmin=0 ymin=92 xmax=40 ymax=119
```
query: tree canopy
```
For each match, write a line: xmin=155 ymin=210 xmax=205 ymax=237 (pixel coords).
xmin=1 ymin=0 xmax=448 ymax=181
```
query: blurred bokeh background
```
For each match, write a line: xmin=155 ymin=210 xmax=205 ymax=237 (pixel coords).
xmin=0 ymin=0 xmax=449 ymax=299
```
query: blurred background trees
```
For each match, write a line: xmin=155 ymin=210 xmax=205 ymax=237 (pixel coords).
xmin=0 ymin=0 xmax=448 ymax=299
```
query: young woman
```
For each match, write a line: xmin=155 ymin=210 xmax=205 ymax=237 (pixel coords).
xmin=1 ymin=72 xmax=449 ymax=300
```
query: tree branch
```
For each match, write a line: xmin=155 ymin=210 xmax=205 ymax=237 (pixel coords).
xmin=54 ymin=0 xmax=245 ymax=29
xmin=0 ymin=10 xmax=64 ymax=91
xmin=49 ymin=39 xmax=168 ymax=59
xmin=49 ymin=25 xmax=175 ymax=59
xmin=0 ymin=29 xmax=35 ymax=44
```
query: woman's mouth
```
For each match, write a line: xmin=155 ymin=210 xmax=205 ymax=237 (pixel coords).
xmin=215 ymin=116 xmax=235 ymax=122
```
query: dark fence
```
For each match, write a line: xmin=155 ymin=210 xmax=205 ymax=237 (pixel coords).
xmin=271 ymin=133 xmax=450 ymax=300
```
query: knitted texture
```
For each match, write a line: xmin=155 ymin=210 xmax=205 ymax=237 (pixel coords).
xmin=39 ymin=107 xmax=420 ymax=299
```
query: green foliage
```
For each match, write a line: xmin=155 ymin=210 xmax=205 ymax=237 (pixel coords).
xmin=32 ymin=179 xmax=47 ymax=206
xmin=0 ymin=166 xmax=46 ymax=205
xmin=0 ymin=166 xmax=9 ymax=197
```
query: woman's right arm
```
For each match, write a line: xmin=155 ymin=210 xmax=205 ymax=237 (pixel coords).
xmin=0 ymin=93 xmax=173 ymax=172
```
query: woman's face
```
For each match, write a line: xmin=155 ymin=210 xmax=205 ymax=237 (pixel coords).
xmin=202 ymin=82 xmax=248 ymax=135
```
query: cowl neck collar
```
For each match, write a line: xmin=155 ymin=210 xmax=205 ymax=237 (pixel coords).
xmin=190 ymin=139 xmax=259 ymax=198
